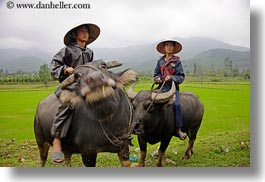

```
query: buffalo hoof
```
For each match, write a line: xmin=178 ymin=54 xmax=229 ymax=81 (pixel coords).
xmin=132 ymin=162 xmax=145 ymax=167
xmin=130 ymin=163 xmax=139 ymax=167
xmin=181 ymin=154 xmax=191 ymax=160
xmin=136 ymin=162 xmax=145 ymax=167
xmin=121 ymin=160 xmax=131 ymax=167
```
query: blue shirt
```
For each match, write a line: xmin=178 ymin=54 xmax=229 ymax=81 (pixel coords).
xmin=154 ymin=55 xmax=185 ymax=92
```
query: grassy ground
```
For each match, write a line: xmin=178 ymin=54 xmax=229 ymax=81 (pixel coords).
xmin=0 ymin=130 xmax=249 ymax=167
xmin=0 ymin=79 xmax=250 ymax=167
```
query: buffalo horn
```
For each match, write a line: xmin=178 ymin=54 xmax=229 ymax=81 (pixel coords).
xmin=60 ymin=74 xmax=78 ymax=89
xmin=151 ymin=81 xmax=176 ymax=103
xmin=127 ymin=82 xmax=137 ymax=100
xmin=106 ymin=60 xmax=123 ymax=69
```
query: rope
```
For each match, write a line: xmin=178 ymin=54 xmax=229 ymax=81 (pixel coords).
xmin=73 ymin=64 xmax=134 ymax=147
xmin=141 ymin=80 xmax=166 ymax=119
xmin=96 ymin=87 xmax=134 ymax=147
xmin=122 ymin=88 xmax=134 ymax=135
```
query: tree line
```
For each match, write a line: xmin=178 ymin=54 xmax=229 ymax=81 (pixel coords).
xmin=189 ymin=57 xmax=250 ymax=79
xmin=0 ymin=56 xmax=250 ymax=85
xmin=0 ymin=63 xmax=53 ymax=86
xmin=139 ymin=56 xmax=250 ymax=80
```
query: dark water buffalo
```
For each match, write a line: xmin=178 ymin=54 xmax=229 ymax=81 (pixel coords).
xmin=34 ymin=60 xmax=138 ymax=167
xmin=127 ymin=82 xmax=204 ymax=167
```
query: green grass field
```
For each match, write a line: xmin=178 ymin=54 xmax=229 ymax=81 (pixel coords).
xmin=0 ymin=79 xmax=250 ymax=167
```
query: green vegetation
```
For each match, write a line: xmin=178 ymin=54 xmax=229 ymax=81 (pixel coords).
xmin=0 ymin=83 xmax=57 ymax=139
xmin=0 ymin=78 xmax=250 ymax=167
xmin=0 ymin=63 xmax=53 ymax=83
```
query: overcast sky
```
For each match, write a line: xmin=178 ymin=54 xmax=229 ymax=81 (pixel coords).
xmin=0 ymin=0 xmax=249 ymax=52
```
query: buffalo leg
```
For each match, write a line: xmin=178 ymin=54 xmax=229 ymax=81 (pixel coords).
xmin=137 ymin=136 xmax=147 ymax=167
xmin=182 ymin=138 xmax=195 ymax=160
xmin=37 ymin=141 xmax=50 ymax=167
xmin=64 ymin=153 xmax=72 ymax=167
xmin=81 ymin=153 xmax=97 ymax=167
xmin=182 ymin=128 xmax=197 ymax=160
xmin=157 ymin=138 xmax=172 ymax=167
xmin=118 ymin=145 xmax=131 ymax=167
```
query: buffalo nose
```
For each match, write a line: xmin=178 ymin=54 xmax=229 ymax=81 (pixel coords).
xmin=133 ymin=120 xmax=141 ymax=129
xmin=86 ymin=76 xmax=93 ymax=84
xmin=86 ymin=71 xmax=104 ymax=84
xmin=133 ymin=121 xmax=144 ymax=135
xmin=87 ymin=71 xmax=102 ymax=80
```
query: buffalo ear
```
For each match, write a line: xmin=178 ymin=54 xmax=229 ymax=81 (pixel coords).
xmin=116 ymin=69 xmax=139 ymax=87
xmin=143 ymin=100 xmax=153 ymax=112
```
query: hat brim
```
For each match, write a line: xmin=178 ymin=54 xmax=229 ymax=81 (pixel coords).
xmin=64 ymin=23 xmax=100 ymax=46
xmin=156 ymin=39 xmax=182 ymax=54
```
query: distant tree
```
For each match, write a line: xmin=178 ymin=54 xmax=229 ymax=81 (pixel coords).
xmin=39 ymin=63 xmax=52 ymax=87
xmin=228 ymin=59 xmax=233 ymax=75
xmin=232 ymin=68 xmax=240 ymax=77
xmin=0 ymin=69 xmax=3 ymax=77
xmin=244 ymin=69 xmax=250 ymax=79
xmin=184 ymin=64 xmax=187 ymax=72
xmin=197 ymin=65 xmax=204 ymax=84
xmin=224 ymin=57 xmax=233 ymax=77
xmin=208 ymin=62 xmax=217 ymax=77
xmin=193 ymin=62 xmax=197 ymax=76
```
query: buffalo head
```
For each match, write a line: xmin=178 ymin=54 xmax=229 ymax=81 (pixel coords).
xmin=127 ymin=81 xmax=176 ymax=134
xmin=59 ymin=60 xmax=138 ymax=105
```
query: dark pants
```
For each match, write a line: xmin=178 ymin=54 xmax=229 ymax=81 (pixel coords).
xmin=50 ymin=102 xmax=74 ymax=138
xmin=173 ymin=91 xmax=182 ymax=128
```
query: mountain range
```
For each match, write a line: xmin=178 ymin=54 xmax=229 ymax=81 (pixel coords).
xmin=0 ymin=37 xmax=250 ymax=74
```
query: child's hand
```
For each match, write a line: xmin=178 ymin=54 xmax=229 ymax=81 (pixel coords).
xmin=165 ymin=75 xmax=171 ymax=81
xmin=155 ymin=77 xmax=162 ymax=84
xmin=64 ymin=67 xmax=74 ymax=75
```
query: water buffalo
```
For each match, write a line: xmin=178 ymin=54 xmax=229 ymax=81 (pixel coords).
xmin=34 ymin=60 xmax=138 ymax=167
xmin=127 ymin=81 xmax=204 ymax=167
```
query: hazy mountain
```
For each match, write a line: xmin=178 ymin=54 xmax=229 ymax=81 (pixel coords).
xmin=93 ymin=37 xmax=249 ymax=61
xmin=182 ymin=48 xmax=250 ymax=74
xmin=0 ymin=56 xmax=47 ymax=73
xmin=0 ymin=37 xmax=250 ymax=73
xmin=93 ymin=37 xmax=249 ymax=72
xmin=0 ymin=48 xmax=53 ymax=73
xmin=0 ymin=48 xmax=52 ymax=63
xmin=175 ymin=37 xmax=249 ymax=59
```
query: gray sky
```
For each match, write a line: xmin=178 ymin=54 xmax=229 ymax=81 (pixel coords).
xmin=0 ymin=0 xmax=249 ymax=52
